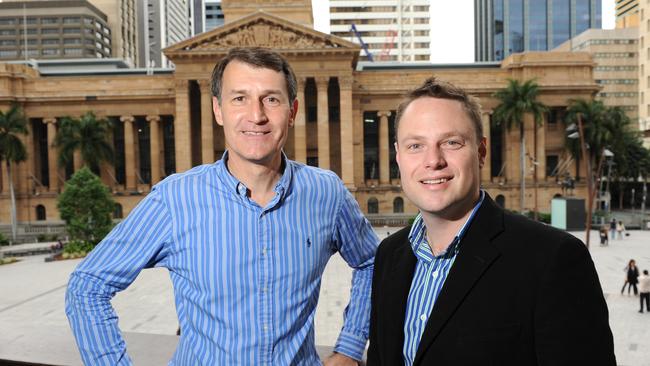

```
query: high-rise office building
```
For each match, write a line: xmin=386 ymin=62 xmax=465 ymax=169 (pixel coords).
xmin=137 ymin=0 xmax=191 ymax=68
xmin=1 ymin=0 xmax=136 ymax=62
xmin=554 ymin=28 xmax=639 ymax=124
xmin=329 ymin=0 xmax=431 ymax=62
xmin=0 ymin=1 xmax=112 ymax=61
xmin=86 ymin=0 xmax=138 ymax=65
xmin=636 ymin=1 xmax=650 ymax=146
xmin=616 ymin=0 xmax=639 ymax=28
xmin=188 ymin=0 xmax=224 ymax=35
xmin=475 ymin=0 xmax=602 ymax=62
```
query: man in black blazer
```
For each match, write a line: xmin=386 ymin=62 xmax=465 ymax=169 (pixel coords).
xmin=367 ymin=77 xmax=615 ymax=366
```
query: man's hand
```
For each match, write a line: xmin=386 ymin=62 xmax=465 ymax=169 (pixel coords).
xmin=323 ymin=352 xmax=360 ymax=366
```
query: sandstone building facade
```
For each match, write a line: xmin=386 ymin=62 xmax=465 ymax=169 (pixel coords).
xmin=0 ymin=5 xmax=597 ymax=227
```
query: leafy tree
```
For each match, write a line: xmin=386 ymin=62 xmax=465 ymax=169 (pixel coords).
xmin=57 ymin=167 xmax=115 ymax=245
xmin=492 ymin=79 xmax=548 ymax=213
xmin=54 ymin=111 xmax=114 ymax=174
xmin=0 ymin=105 xmax=28 ymax=243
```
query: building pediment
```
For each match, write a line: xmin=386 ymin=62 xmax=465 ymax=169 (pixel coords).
xmin=164 ymin=11 xmax=360 ymax=60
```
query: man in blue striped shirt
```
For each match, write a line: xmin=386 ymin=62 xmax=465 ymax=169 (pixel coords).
xmin=65 ymin=47 xmax=378 ymax=365
xmin=367 ymin=78 xmax=615 ymax=365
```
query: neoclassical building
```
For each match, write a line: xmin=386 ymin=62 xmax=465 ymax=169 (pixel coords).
xmin=0 ymin=1 xmax=597 ymax=228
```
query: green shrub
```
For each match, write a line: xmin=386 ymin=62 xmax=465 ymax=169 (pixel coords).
xmin=37 ymin=234 xmax=59 ymax=242
xmin=63 ymin=240 xmax=94 ymax=257
xmin=0 ymin=232 xmax=8 ymax=246
xmin=57 ymin=167 xmax=115 ymax=245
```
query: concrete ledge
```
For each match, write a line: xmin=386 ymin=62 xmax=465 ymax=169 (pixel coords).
xmin=0 ymin=325 xmax=336 ymax=365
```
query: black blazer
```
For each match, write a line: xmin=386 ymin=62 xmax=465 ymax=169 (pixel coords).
xmin=367 ymin=195 xmax=615 ymax=366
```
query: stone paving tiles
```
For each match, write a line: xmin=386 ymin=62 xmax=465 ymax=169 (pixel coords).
xmin=0 ymin=227 xmax=648 ymax=365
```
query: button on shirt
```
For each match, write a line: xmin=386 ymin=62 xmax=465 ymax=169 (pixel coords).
xmin=65 ymin=152 xmax=379 ymax=365
xmin=402 ymin=191 xmax=485 ymax=366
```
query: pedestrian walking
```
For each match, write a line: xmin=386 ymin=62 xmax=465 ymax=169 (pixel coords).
xmin=599 ymin=226 xmax=609 ymax=246
xmin=610 ymin=218 xmax=617 ymax=240
xmin=616 ymin=221 xmax=626 ymax=240
xmin=622 ymin=259 xmax=640 ymax=295
xmin=638 ymin=270 xmax=650 ymax=313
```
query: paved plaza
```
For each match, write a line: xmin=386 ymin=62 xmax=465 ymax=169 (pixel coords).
xmin=0 ymin=227 xmax=648 ymax=365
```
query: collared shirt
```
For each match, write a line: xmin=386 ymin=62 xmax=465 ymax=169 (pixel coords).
xmin=402 ymin=191 xmax=485 ymax=365
xmin=65 ymin=152 xmax=378 ymax=365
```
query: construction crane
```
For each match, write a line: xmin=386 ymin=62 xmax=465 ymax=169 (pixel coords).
xmin=350 ymin=24 xmax=374 ymax=62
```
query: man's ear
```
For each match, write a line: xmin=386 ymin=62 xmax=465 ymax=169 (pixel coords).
xmin=478 ymin=137 xmax=487 ymax=168
xmin=213 ymin=96 xmax=223 ymax=126
xmin=289 ymin=98 xmax=298 ymax=128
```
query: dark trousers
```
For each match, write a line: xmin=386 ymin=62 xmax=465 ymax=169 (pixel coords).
xmin=622 ymin=282 xmax=639 ymax=295
xmin=641 ymin=293 xmax=650 ymax=312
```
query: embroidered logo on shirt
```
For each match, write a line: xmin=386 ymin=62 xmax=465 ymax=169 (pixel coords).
xmin=306 ymin=238 xmax=312 ymax=247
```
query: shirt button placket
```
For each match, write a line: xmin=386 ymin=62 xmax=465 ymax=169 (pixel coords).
xmin=259 ymin=210 xmax=272 ymax=364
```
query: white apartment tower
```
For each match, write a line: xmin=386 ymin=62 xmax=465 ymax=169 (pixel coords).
xmin=329 ymin=0 xmax=431 ymax=62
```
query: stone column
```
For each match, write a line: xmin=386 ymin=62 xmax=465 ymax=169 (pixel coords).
xmin=481 ymin=112 xmax=491 ymax=183
xmin=147 ymin=115 xmax=162 ymax=185
xmin=294 ymin=77 xmax=307 ymax=164
xmin=121 ymin=115 xmax=136 ymax=190
xmin=17 ymin=124 xmax=32 ymax=194
xmin=339 ymin=75 xmax=354 ymax=187
xmin=198 ymin=79 xmax=214 ymax=164
xmin=0 ymin=160 xmax=8 ymax=194
xmin=315 ymin=76 xmax=330 ymax=170
xmin=174 ymin=79 xmax=192 ymax=172
xmin=378 ymin=110 xmax=391 ymax=185
xmin=43 ymin=118 xmax=59 ymax=192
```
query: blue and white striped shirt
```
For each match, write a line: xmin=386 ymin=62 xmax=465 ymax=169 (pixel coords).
xmin=402 ymin=191 xmax=485 ymax=365
xmin=65 ymin=153 xmax=379 ymax=365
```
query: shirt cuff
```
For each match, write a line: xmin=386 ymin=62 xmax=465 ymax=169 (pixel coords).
xmin=333 ymin=329 xmax=367 ymax=361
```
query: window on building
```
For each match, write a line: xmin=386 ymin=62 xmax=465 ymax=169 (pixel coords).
xmin=136 ymin=117 xmax=151 ymax=184
xmin=529 ymin=0 xmax=547 ymax=50
xmin=546 ymin=155 xmax=559 ymax=177
xmin=113 ymin=203 xmax=123 ymax=219
xmin=552 ymin=0 xmax=570 ymax=48
xmin=42 ymin=17 xmax=59 ymax=24
xmin=364 ymin=111 xmax=379 ymax=180
xmin=367 ymin=198 xmax=379 ymax=214
xmin=35 ymin=205 xmax=46 ymax=221
xmin=393 ymin=197 xmax=404 ymax=213
xmin=307 ymin=156 xmax=318 ymax=167
xmin=63 ymin=17 xmax=80 ymax=24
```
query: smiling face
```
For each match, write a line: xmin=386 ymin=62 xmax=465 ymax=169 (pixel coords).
xmin=212 ymin=60 xmax=297 ymax=171
xmin=396 ymin=97 xmax=486 ymax=220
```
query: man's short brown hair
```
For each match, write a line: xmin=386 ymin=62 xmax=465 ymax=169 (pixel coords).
xmin=394 ymin=77 xmax=483 ymax=141
xmin=211 ymin=47 xmax=297 ymax=104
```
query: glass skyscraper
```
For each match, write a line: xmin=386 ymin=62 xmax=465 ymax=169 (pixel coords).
xmin=475 ymin=0 xmax=602 ymax=61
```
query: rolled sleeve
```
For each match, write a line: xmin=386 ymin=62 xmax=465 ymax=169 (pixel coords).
xmin=65 ymin=187 xmax=172 ymax=365
xmin=332 ymin=183 xmax=379 ymax=360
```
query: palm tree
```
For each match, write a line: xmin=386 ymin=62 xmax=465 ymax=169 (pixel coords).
xmin=54 ymin=112 xmax=114 ymax=175
xmin=0 ymin=105 xmax=28 ymax=243
xmin=492 ymin=79 xmax=548 ymax=214
xmin=565 ymin=100 xmax=620 ymax=247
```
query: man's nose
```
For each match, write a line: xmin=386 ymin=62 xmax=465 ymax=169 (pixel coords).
xmin=249 ymin=100 xmax=268 ymax=123
xmin=424 ymin=146 xmax=446 ymax=170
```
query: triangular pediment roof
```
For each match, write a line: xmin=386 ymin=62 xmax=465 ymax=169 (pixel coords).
xmin=164 ymin=11 xmax=361 ymax=60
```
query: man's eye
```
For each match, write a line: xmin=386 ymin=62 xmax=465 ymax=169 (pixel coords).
xmin=407 ymin=144 xmax=422 ymax=151
xmin=264 ymin=96 xmax=280 ymax=105
xmin=442 ymin=140 xmax=463 ymax=149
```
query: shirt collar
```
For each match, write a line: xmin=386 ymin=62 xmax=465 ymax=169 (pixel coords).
xmin=215 ymin=150 xmax=293 ymax=202
xmin=408 ymin=190 xmax=485 ymax=260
